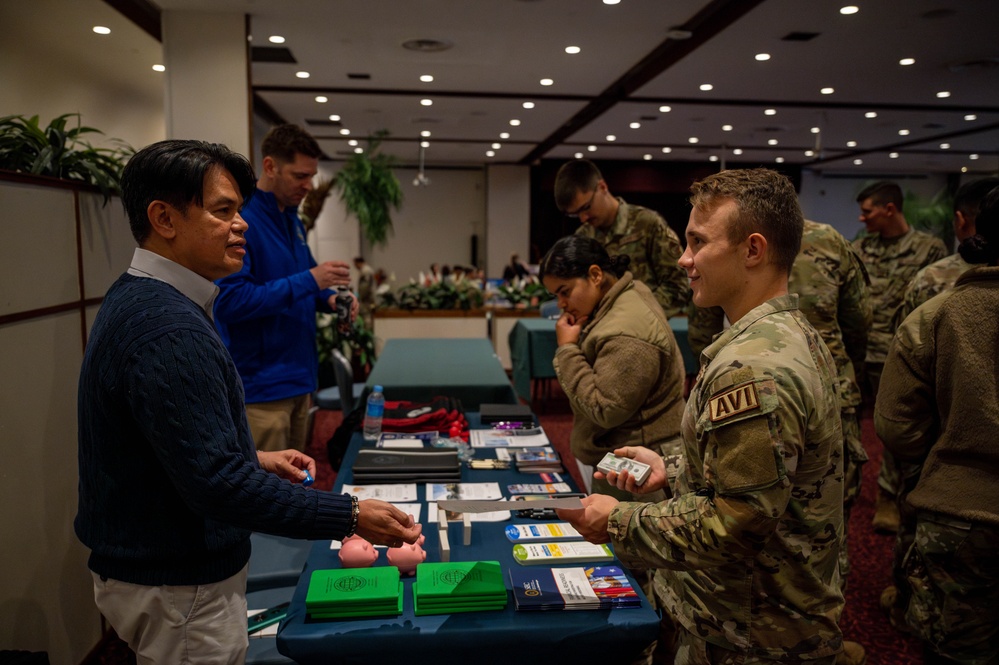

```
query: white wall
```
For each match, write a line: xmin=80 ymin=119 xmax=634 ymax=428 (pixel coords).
xmin=485 ymin=165 xmax=531 ymax=279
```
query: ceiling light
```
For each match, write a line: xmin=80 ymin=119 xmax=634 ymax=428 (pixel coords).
xmin=315 ymin=96 xmax=328 ymax=103
xmin=587 ymin=145 xmax=597 ymax=152
xmin=965 ymin=114 xmax=977 ymax=121
xmin=820 ymin=87 xmax=834 ymax=94
xmin=840 ymin=6 xmax=859 ymax=15
xmin=574 ymin=152 xmax=584 ymax=159
xmin=722 ymin=124 xmax=733 ymax=131
xmin=92 ymin=26 xmax=111 ymax=35
xmin=865 ymin=111 xmax=877 ymax=118
xmin=354 ymin=147 xmax=363 ymax=154
xmin=970 ymin=154 xmax=980 ymax=160
xmin=268 ymin=35 xmax=285 ymax=44
xmin=540 ymin=78 xmax=554 ymax=86
xmin=421 ymin=141 xmax=430 ymax=148
xmin=662 ymin=147 xmax=672 ymax=153
xmin=339 ymin=128 xmax=350 ymax=135
xmin=296 ymin=71 xmax=310 ymax=79
xmin=811 ymin=127 xmax=821 ymax=134
xmin=688 ymin=137 xmax=699 ymax=144
xmin=421 ymin=130 xmax=431 ymax=137
xmin=699 ymin=83 xmax=714 ymax=91
xmin=733 ymin=148 xmax=743 ymax=155
xmin=565 ymin=46 xmax=581 ymax=54
xmin=899 ymin=57 xmax=915 ymax=66
xmin=629 ymin=122 xmax=641 ymax=129
xmin=776 ymin=157 xmax=785 ymax=163
xmin=329 ymin=114 xmax=341 ymax=121
xmin=603 ymin=0 xmax=621 ymax=5
xmin=491 ymin=143 xmax=501 ymax=149
xmin=606 ymin=135 xmax=617 ymax=141
xmin=768 ymin=139 xmax=778 ymax=145
xmin=643 ymin=154 xmax=653 ymax=161
xmin=348 ymin=140 xmax=358 ymax=146
xmin=940 ymin=143 xmax=951 ymax=149
xmin=898 ymin=128 xmax=910 ymax=135
xmin=962 ymin=167 xmax=968 ymax=173
xmin=500 ymin=132 xmax=510 ymax=139
xmin=889 ymin=152 xmax=899 ymax=158
xmin=853 ymin=158 xmax=863 ymax=165
xmin=486 ymin=150 xmax=495 ymax=157
xmin=764 ymin=108 xmax=777 ymax=116
xmin=846 ymin=140 xmax=857 ymax=147
xmin=755 ymin=53 xmax=771 ymax=61
xmin=510 ymin=119 xmax=521 ymax=126
xmin=152 ymin=64 xmax=165 ymax=72
xmin=523 ymin=101 xmax=535 ymax=109
xmin=420 ymin=74 xmax=434 ymax=82
xmin=804 ymin=150 xmax=814 ymax=157
xmin=420 ymin=98 xmax=433 ymax=106
xmin=709 ymin=155 xmax=719 ymax=162
xmin=659 ymin=105 xmax=672 ymax=113
xmin=936 ymin=91 xmax=951 ymax=98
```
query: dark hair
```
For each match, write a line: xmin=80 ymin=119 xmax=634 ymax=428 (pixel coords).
xmin=554 ymin=159 xmax=602 ymax=211
xmin=954 ymin=177 xmax=999 ymax=224
xmin=856 ymin=180 xmax=903 ymax=209
xmin=260 ymin=124 xmax=321 ymax=164
xmin=689 ymin=168 xmax=803 ymax=274
xmin=539 ymin=235 xmax=630 ymax=281
xmin=958 ymin=185 xmax=999 ymax=265
xmin=121 ymin=139 xmax=256 ymax=244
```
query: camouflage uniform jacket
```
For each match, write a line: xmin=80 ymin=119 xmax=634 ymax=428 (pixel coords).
xmin=575 ymin=198 xmax=690 ymax=318
xmin=608 ymin=295 xmax=845 ymax=659
xmin=874 ymin=266 xmax=999 ymax=527
xmin=891 ymin=253 xmax=970 ymax=330
xmin=554 ymin=273 xmax=685 ymax=466
xmin=851 ymin=228 xmax=947 ymax=364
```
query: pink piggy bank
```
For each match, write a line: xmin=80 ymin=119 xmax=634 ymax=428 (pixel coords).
xmin=387 ymin=534 xmax=426 ymax=576
xmin=338 ymin=535 xmax=379 ymax=568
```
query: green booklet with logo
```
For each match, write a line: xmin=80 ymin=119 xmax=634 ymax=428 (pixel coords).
xmin=305 ymin=567 xmax=402 ymax=613
xmin=414 ymin=561 xmax=507 ymax=604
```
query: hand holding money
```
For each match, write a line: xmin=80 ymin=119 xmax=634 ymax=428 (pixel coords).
xmin=594 ymin=447 xmax=668 ymax=494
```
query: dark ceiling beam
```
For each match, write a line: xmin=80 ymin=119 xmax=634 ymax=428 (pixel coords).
xmin=103 ymin=0 xmax=161 ymax=41
xmin=625 ymin=97 xmax=999 ymax=115
xmin=255 ymin=85 xmax=593 ymax=103
xmin=807 ymin=120 xmax=999 ymax=166
xmin=252 ymin=92 xmax=288 ymax=127
xmin=517 ymin=0 xmax=767 ymax=165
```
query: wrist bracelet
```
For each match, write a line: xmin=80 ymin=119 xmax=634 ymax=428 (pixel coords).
xmin=345 ymin=495 xmax=360 ymax=537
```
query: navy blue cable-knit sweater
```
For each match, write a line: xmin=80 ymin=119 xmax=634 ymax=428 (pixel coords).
xmin=75 ymin=274 xmax=352 ymax=586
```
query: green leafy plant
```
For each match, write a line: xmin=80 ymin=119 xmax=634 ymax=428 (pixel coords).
xmin=380 ymin=280 xmax=485 ymax=310
xmin=0 ymin=113 xmax=131 ymax=204
xmin=316 ymin=312 xmax=377 ymax=385
xmin=332 ymin=130 xmax=403 ymax=247
xmin=904 ymin=187 xmax=955 ymax=250
xmin=497 ymin=279 xmax=548 ymax=307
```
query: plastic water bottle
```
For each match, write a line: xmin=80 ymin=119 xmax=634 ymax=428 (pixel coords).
xmin=363 ymin=385 xmax=385 ymax=442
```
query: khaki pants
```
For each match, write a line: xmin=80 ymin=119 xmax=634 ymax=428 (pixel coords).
xmin=92 ymin=565 xmax=249 ymax=665
xmin=246 ymin=394 xmax=312 ymax=452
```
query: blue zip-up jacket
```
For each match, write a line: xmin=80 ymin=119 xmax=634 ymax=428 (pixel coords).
xmin=214 ymin=189 xmax=333 ymax=403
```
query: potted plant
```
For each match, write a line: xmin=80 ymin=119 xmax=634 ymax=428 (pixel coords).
xmin=332 ymin=130 xmax=403 ymax=247
xmin=380 ymin=279 xmax=485 ymax=310
xmin=904 ymin=187 xmax=955 ymax=250
xmin=0 ymin=113 xmax=131 ymax=203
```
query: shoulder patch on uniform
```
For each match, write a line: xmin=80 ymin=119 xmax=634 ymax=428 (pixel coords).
xmin=709 ymin=381 xmax=760 ymax=422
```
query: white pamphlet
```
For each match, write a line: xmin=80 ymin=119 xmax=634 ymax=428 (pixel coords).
xmin=343 ymin=483 xmax=418 ymax=502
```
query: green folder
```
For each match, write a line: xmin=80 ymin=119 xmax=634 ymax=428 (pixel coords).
xmin=413 ymin=561 xmax=507 ymax=603
xmin=305 ymin=568 xmax=401 ymax=611
xmin=308 ymin=584 xmax=405 ymax=619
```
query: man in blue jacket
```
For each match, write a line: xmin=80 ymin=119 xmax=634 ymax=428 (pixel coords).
xmin=215 ymin=124 xmax=355 ymax=451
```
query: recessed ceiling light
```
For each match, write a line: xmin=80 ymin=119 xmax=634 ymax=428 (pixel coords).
xmin=846 ymin=140 xmax=857 ymax=147
xmin=853 ymin=158 xmax=863 ymax=165
xmin=565 ymin=46 xmax=581 ymax=54
xmin=804 ymin=150 xmax=815 ymax=157
xmin=889 ymin=152 xmax=899 ymax=158
xmin=486 ymin=150 xmax=495 ymax=157
xmin=643 ymin=154 xmax=653 ymax=161
xmin=152 ymin=64 xmax=165 ymax=72
xmin=523 ymin=101 xmax=535 ymax=109
xmin=764 ymin=108 xmax=777 ymax=116
xmin=755 ymin=53 xmax=771 ymax=61
xmin=936 ymin=91 xmax=951 ymax=98
xmin=421 ymin=130 xmax=432 ymax=137
xmin=865 ymin=111 xmax=877 ymax=118
xmin=491 ymin=143 xmax=501 ymax=149
xmin=709 ymin=155 xmax=719 ymax=162
xmin=354 ymin=147 xmax=363 ymax=154
xmin=315 ymin=96 xmax=328 ymax=103
xmin=603 ymin=0 xmax=620 ymax=5
xmin=659 ymin=105 xmax=672 ymax=113
xmin=629 ymin=122 xmax=641 ymax=129
xmin=722 ymin=124 xmax=733 ymax=131
xmin=776 ymin=157 xmax=786 ymax=163
xmin=421 ymin=141 xmax=430 ymax=148
xmin=540 ymin=78 xmax=554 ymax=86
xmin=811 ymin=127 xmax=821 ymax=134
xmin=510 ymin=119 xmax=521 ymax=126
xmin=899 ymin=58 xmax=915 ymax=66
xmin=574 ymin=152 xmax=584 ymax=159
xmin=500 ymin=132 xmax=510 ymax=139
xmin=898 ymin=129 xmax=910 ymax=136
xmin=420 ymin=74 xmax=434 ymax=83
xmin=339 ymin=128 xmax=350 ymax=135
xmin=733 ymin=148 xmax=743 ymax=155
xmin=962 ymin=166 xmax=968 ymax=173
xmin=296 ymin=71 xmax=310 ymax=79
xmin=689 ymin=137 xmax=699 ymax=144
xmin=965 ymin=114 xmax=978 ymax=121
xmin=329 ymin=114 xmax=341 ymax=122
xmin=940 ymin=143 xmax=951 ymax=149
xmin=970 ymin=154 xmax=980 ymax=160
xmin=268 ymin=35 xmax=285 ymax=44
xmin=840 ymin=6 xmax=859 ymax=15
xmin=606 ymin=135 xmax=617 ymax=142
xmin=700 ymin=83 xmax=714 ymax=91
xmin=662 ymin=147 xmax=672 ymax=153
xmin=420 ymin=99 xmax=433 ymax=106
xmin=587 ymin=145 xmax=597 ymax=152
xmin=820 ymin=87 xmax=834 ymax=94
xmin=92 ymin=26 xmax=111 ymax=35
xmin=348 ymin=140 xmax=358 ymax=146
xmin=768 ymin=139 xmax=778 ymax=145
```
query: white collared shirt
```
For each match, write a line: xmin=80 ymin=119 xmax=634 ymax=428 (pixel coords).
xmin=127 ymin=248 xmax=219 ymax=320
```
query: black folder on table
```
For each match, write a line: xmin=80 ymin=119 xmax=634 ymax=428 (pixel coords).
xmin=351 ymin=449 xmax=461 ymax=483
xmin=479 ymin=403 xmax=534 ymax=425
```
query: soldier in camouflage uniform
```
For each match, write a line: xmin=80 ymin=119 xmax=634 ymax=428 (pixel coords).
xmin=554 ymin=159 xmax=690 ymax=318
xmin=558 ymin=169 xmax=845 ymax=664
xmin=874 ymin=184 xmax=999 ymax=663
xmin=851 ymin=180 xmax=948 ymax=534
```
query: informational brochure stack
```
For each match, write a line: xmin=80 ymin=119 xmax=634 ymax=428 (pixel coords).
xmin=514 ymin=448 xmax=563 ymax=474
xmin=509 ymin=565 xmax=642 ymax=611
xmin=412 ymin=561 xmax=508 ymax=616
xmin=304 ymin=567 xmax=403 ymax=619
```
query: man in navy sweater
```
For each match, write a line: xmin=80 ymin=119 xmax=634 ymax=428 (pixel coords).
xmin=76 ymin=140 xmax=421 ymax=664
xmin=215 ymin=124 xmax=354 ymax=452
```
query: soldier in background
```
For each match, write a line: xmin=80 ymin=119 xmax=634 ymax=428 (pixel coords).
xmin=559 ymin=168 xmax=845 ymax=664
xmin=554 ymin=159 xmax=690 ymax=318
xmin=852 ymin=181 xmax=948 ymax=534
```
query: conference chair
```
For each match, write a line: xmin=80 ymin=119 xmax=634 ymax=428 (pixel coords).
xmin=315 ymin=348 xmax=366 ymax=415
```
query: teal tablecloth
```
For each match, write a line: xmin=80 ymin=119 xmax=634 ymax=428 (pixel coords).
xmin=366 ymin=338 xmax=518 ymax=409
xmin=509 ymin=317 xmax=697 ymax=402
